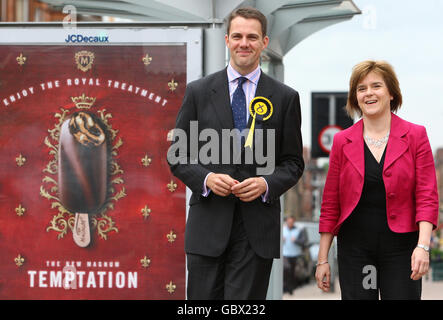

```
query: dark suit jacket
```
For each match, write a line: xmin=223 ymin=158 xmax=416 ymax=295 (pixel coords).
xmin=168 ymin=68 xmax=304 ymax=259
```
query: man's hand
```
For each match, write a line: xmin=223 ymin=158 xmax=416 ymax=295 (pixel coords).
xmin=206 ymin=173 xmax=239 ymax=197
xmin=231 ymin=177 xmax=267 ymax=202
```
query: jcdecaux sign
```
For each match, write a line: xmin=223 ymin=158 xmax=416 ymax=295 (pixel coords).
xmin=65 ymin=34 xmax=109 ymax=43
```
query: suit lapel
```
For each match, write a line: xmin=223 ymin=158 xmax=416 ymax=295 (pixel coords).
xmin=243 ymin=72 xmax=275 ymax=155
xmin=209 ymin=69 xmax=276 ymax=155
xmin=383 ymin=113 xmax=409 ymax=171
xmin=246 ymin=71 xmax=274 ymax=129
xmin=342 ymin=119 xmax=364 ymax=178
xmin=210 ymin=68 xmax=275 ymax=130
xmin=210 ymin=68 xmax=234 ymax=129
xmin=342 ymin=113 xmax=410 ymax=178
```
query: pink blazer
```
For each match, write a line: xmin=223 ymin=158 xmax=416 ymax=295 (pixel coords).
xmin=319 ymin=113 xmax=439 ymax=235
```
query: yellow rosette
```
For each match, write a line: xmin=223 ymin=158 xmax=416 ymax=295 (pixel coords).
xmin=244 ymin=96 xmax=273 ymax=148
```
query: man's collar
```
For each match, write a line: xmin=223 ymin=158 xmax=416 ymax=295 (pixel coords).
xmin=227 ymin=63 xmax=261 ymax=85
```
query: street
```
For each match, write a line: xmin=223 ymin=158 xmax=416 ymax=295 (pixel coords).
xmin=283 ymin=276 xmax=443 ymax=300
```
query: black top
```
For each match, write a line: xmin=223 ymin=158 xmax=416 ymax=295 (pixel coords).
xmin=342 ymin=142 xmax=389 ymax=232
xmin=358 ymin=142 xmax=387 ymax=212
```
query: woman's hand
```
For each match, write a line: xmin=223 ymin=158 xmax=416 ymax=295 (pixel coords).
xmin=411 ymin=221 xmax=433 ymax=280
xmin=315 ymin=263 xmax=331 ymax=292
xmin=411 ymin=247 xmax=430 ymax=280
xmin=316 ymin=232 xmax=334 ymax=292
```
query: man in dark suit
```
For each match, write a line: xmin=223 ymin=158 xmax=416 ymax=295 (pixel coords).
xmin=168 ymin=7 xmax=304 ymax=299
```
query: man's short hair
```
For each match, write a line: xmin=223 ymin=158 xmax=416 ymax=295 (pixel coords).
xmin=226 ymin=7 xmax=267 ymax=37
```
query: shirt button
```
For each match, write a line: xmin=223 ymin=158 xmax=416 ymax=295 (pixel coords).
xmin=388 ymin=192 xmax=395 ymax=198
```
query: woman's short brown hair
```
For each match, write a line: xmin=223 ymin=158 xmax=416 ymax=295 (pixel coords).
xmin=226 ymin=7 xmax=267 ymax=37
xmin=346 ymin=60 xmax=402 ymax=118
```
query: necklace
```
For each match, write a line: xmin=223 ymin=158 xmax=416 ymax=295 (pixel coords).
xmin=364 ymin=131 xmax=390 ymax=148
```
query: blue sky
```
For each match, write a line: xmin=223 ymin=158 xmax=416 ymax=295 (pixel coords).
xmin=284 ymin=0 xmax=443 ymax=153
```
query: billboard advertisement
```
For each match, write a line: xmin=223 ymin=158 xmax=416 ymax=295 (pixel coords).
xmin=0 ymin=27 xmax=202 ymax=299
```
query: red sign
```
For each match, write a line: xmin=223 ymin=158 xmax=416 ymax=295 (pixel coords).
xmin=0 ymin=44 xmax=186 ymax=299
xmin=318 ymin=125 xmax=343 ymax=154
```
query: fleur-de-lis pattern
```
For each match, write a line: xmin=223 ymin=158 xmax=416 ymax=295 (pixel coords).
xmin=16 ymin=53 xmax=26 ymax=66
xmin=140 ymin=255 xmax=151 ymax=268
xmin=167 ymin=180 xmax=177 ymax=192
xmin=16 ymin=154 xmax=26 ymax=167
xmin=167 ymin=230 xmax=176 ymax=243
xmin=166 ymin=281 xmax=176 ymax=294
xmin=141 ymin=205 xmax=151 ymax=219
xmin=14 ymin=254 xmax=25 ymax=267
xmin=168 ymin=79 xmax=178 ymax=92
xmin=15 ymin=204 xmax=25 ymax=217
xmin=141 ymin=154 xmax=152 ymax=167
xmin=142 ymin=53 xmax=152 ymax=66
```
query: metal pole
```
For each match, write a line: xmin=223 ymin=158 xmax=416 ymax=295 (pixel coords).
xmin=266 ymin=58 xmax=284 ymax=300
xmin=203 ymin=24 xmax=225 ymax=76
xmin=329 ymin=95 xmax=336 ymax=125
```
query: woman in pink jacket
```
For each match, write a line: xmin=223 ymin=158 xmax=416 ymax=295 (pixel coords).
xmin=316 ymin=60 xmax=439 ymax=299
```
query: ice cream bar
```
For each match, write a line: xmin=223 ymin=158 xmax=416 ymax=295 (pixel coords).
xmin=58 ymin=111 xmax=108 ymax=247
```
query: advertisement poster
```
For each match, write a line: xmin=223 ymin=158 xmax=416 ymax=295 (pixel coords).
xmin=0 ymin=28 xmax=200 ymax=299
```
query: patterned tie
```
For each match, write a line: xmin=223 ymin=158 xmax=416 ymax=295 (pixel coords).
xmin=231 ymin=77 xmax=247 ymax=132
